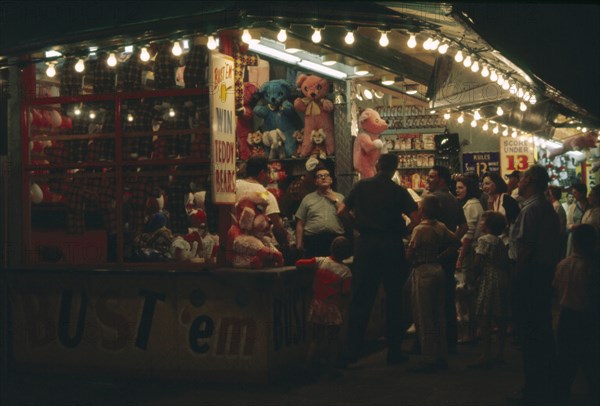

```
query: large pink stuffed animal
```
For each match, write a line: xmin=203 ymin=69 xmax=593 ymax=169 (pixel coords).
xmin=353 ymin=108 xmax=389 ymax=178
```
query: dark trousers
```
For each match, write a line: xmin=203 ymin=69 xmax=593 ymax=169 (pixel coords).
xmin=554 ymin=307 xmax=599 ymax=405
xmin=441 ymin=254 xmax=458 ymax=353
xmin=516 ymin=264 xmax=556 ymax=403
xmin=304 ymin=233 xmax=343 ymax=258
xmin=345 ymin=234 xmax=409 ymax=360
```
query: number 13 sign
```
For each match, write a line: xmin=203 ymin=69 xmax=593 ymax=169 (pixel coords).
xmin=499 ymin=137 xmax=535 ymax=178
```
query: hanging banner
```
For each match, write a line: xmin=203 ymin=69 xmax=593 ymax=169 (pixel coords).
xmin=462 ymin=152 xmax=500 ymax=178
xmin=499 ymin=137 xmax=535 ymax=178
xmin=209 ymin=52 xmax=236 ymax=204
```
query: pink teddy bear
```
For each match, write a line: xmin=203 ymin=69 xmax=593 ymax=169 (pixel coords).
xmin=353 ymin=108 xmax=389 ymax=178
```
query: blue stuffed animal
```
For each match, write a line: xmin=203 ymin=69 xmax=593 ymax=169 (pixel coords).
xmin=253 ymin=79 xmax=302 ymax=158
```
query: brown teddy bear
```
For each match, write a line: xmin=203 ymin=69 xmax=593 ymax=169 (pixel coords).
xmin=353 ymin=108 xmax=389 ymax=178
xmin=247 ymin=130 xmax=266 ymax=158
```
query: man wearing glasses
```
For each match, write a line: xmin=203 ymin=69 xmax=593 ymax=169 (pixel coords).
xmin=294 ymin=166 xmax=346 ymax=258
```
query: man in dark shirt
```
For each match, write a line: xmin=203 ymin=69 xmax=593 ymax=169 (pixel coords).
xmin=341 ymin=154 xmax=419 ymax=365
xmin=426 ymin=166 xmax=467 ymax=354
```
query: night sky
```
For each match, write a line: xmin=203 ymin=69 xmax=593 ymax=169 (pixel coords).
xmin=456 ymin=3 xmax=600 ymax=119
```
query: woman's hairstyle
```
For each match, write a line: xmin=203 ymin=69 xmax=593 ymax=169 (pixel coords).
xmin=483 ymin=172 xmax=507 ymax=194
xmin=481 ymin=210 xmax=507 ymax=236
xmin=456 ymin=175 xmax=482 ymax=201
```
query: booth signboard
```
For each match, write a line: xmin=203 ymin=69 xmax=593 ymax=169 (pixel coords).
xmin=499 ymin=137 xmax=535 ymax=178
xmin=209 ymin=52 xmax=236 ymax=204
xmin=462 ymin=152 xmax=500 ymax=178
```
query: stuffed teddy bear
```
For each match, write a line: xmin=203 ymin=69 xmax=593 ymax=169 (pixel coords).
xmin=353 ymin=108 xmax=389 ymax=178
xmin=236 ymin=82 xmax=259 ymax=160
xmin=247 ymin=130 xmax=266 ymax=157
xmin=253 ymin=79 xmax=301 ymax=158
xmin=170 ymin=231 xmax=202 ymax=261
xmin=262 ymin=129 xmax=286 ymax=160
xmin=294 ymin=74 xmax=335 ymax=158
xmin=305 ymin=129 xmax=328 ymax=171
xmin=227 ymin=191 xmax=283 ymax=268
xmin=292 ymin=128 xmax=304 ymax=157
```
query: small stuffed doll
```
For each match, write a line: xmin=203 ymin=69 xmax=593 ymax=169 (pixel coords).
xmin=266 ymin=161 xmax=287 ymax=202
xmin=262 ymin=129 xmax=286 ymax=160
xmin=253 ymin=79 xmax=301 ymax=158
xmin=247 ymin=130 xmax=266 ymax=157
xmin=292 ymin=129 xmax=304 ymax=158
xmin=305 ymin=129 xmax=328 ymax=171
xmin=236 ymin=82 xmax=259 ymax=160
xmin=170 ymin=232 xmax=202 ymax=261
xmin=294 ymin=74 xmax=335 ymax=157
xmin=353 ymin=108 xmax=389 ymax=179
xmin=227 ymin=191 xmax=283 ymax=268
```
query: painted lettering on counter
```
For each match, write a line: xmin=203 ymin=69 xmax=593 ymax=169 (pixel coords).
xmin=189 ymin=315 xmax=214 ymax=354
xmin=273 ymin=288 xmax=307 ymax=351
xmin=188 ymin=315 xmax=257 ymax=357
xmin=58 ymin=290 xmax=88 ymax=348
xmin=135 ymin=289 xmax=166 ymax=350
xmin=96 ymin=290 xmax=134 ymax=351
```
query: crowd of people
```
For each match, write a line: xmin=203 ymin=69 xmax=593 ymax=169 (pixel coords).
xmin=234 ymin=155 xmax=599 ymax=404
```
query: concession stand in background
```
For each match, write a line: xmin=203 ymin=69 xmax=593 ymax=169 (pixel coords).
xmin=1 ymin=2 xmax=598 ymax=382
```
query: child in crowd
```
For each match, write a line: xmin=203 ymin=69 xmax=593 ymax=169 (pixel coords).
xmin=295 ymin=236 xmax=353 ymax=379
xmin=406 ymin=195 xmax=461 ymax=373
xmin=470 ymin=211 xmax=510 ymax=368
xmin=553 ymin=224 xmax=599 ymax=405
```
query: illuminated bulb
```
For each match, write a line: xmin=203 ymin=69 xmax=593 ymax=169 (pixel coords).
xmin=457 ymin=113 xmax=464 ymax=124
xmin=312 ymin=28 xmax=322 ymax=43
xmin=107 ymin=53 xmax=117 ymax=67
xmin=496 ymin=106 xmax=504 ymax=116
xmin=45 ymin=63 xmax=56 ymax=78
xmin=242 ymin=29 xmax=252 ymax=44
xmin=482 ymin=121 xmax=489 ymax=131
xmin=207 ymin=36 xmax=218 ymax=50
xmin=74 ymin=107 xmax=81 ymax=116
xmin=75 ymin=59 xmax=85 ymax=73
xmin=345 ymin=31 xmax=355 ymax=45
xmin=497 ymin=75 xmax=505 ymax=86
xmin=474 ymin=110 xmax=481 ymax=120
xmin=430 ymin=38 xmax=440 ymax=51
xmin=471 ymin=119 xmax=478 ymax=128
xmin=127 ymin=113 xmax=134 ymax=122
xmin=438 ymin=42 xmax=449 ymax=54
xmin=577 ymin=126 xmax=582 ymax=130
xmin=529 ymin=95 xmax=537 ymax=104
xmin=463 ymin=54 xmax=472 ymax=68
xmin=520 ymin=101 xmax=527 ymax=112
xmin=511 ymin=130 xmax=518 ymax=138
xmin=481 ymin=64 xmax=489 ymax=77
xmin=502 ymin=127 xmax=509 ymax=137
xmin=582 ymin=127 xmax=588 ymax=132
xmin=362 ymin=88 xmax=373 ymax=100
xmin=523 ymin=91 xmax=531 ymax=102
xmin=493 ymin=125 xmax=499 ymax=134
xmin=169 ymin=108 xmax=175 ymax=117
xmin=423 ymin=37 xmax=433 ymax=50
xmin=490 ymin=69 xmax=498 ymax=82
xmin=277 ymin=29 xmax=287 ymax=43
xmin=379 ymin=32 xmax=389 ymax=47
xmin=509 ymin=82 xmax=517 ymax=94
xmin=89 ymin=111 xmax=96 ymax=120
xmin=430 ymin=110 xmax=436 ymax=114
xmin=140 ymin=47 xmax=150 ymax=61
xmin=502 ymin=80 xmax=510 ymax=90
xmin=471 ymin=60 xmax=480 ymax=72
xmin=407 ymin=33 xmax=417 ymax=48
xmin=171 ymin=41 xmax=182 ymax=56
xmin=454 ymin=49 xmax=464 ymax=63
xmin=443 ymin=112 xmax=451 ymax=120
xmin=517 ymin=87 xmax=524 ymax=98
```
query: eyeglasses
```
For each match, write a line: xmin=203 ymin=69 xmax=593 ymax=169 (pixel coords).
xmin=316 ymin=174 xmax=331 ymax=179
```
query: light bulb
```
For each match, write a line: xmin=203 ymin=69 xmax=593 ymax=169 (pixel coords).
xmin=443 ymin=112 xmax=451 ymax=120
xmin=496 ymin=106 xmax=504 ymax=116
xmin=497 ymin=75 xmax=505 ymax=86
xmin=463 ymin=55 xmax=472 ymax=68
xmin=379 ymin=32 xmax=389 ymax=47
xmin=490 ymin=69 xmax=498 ymax=82
xmin=362 ymin=88 xmax=373 ymax=100
xmin=482 ymin=121 xmax=489 ymax=131
xmin=140 ymin=47 xmax=150 ymax=61
xmin=454 ymin=49 xmax=464 ymax=63
xmin=509 ymin=82 xmax=517 ymax=94
xmin=529 ymin=95 xmax=537 ymax=104
xmin=520 ymin=101 xmax=527 ymax=111
xmin=344 ymin=31 xmax=355 ymax=45
xmin=511 ymin=130 xmax=518 ymax=138
xmin=523 ymin=91 xmax=531 ymax=102
xmin=242 ymin=29 xmax=252 ymax=44
xmin=474 ymin=110 xmax=481 ymax=120
xmin=517 ymin=87 xmax=524 ymax=98
xmin=312 ymin=28 xmax=322 ymax=43
xmin=423 ymin=37 xmax=433 ymax=50
xmin=127 ymin=113 xmax=134 ymax=122
xmin=481 ymin=64 xmax=489 ymax=77
xmin=45 ymin=64 xmax=56 ymax=78
xmin=107 ymin=53 xmax=117 ymax=67
xmin=438 ymin=42 xmax=449 ymax=54
xmin=457 ymin=114 xmax=464 ymax=124
xmin=277 ymin=29 xmax=287 ymax=43
xmin=502 ymin=80 xmax=510 ymax=90
xmin=493 ymin=125 xmax=499 ymax=134
xmin=502 ymin=128 xmax=509 ymax=136
xmin=471 ymin=60 xmax=480 ymax=72
xmin=429 ymin=38 xmax=440 ymax=51
xmin=74 ymin=107 xmax=81 ymax=116
xmin=471 ymin=119 xmax=478 ymax=128
xmin=207 ymin=36 xmax=218 ymax=50
xmin=407 ymin=33 xmax=417 ymax=48
xmin=75 ymin=59 xmax=85 ymax=73
xmin=171 ymin=41 xmax=182 ymax=56
xmin=169 ymin=108 xmax=176 ymax=117
xmin=89 ymin=111 xmax=96 ymax=119
xmin=582 ymin=127 xmax=588 ymax=133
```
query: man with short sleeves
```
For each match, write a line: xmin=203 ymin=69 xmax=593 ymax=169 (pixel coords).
xmin=508 ymin=165 xmax=561 ymax=404
xmin=341 ymin=154 xmax=419 ymax=366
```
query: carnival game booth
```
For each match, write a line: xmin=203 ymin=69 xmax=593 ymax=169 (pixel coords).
xmin=2 ymin=2 xmax=599 ymax=382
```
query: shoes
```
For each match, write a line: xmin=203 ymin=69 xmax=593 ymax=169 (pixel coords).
xmin=406 ymin=362 xmax=437 ymax=374
xmin=387 ymin=353 xmax=409 ymax=366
